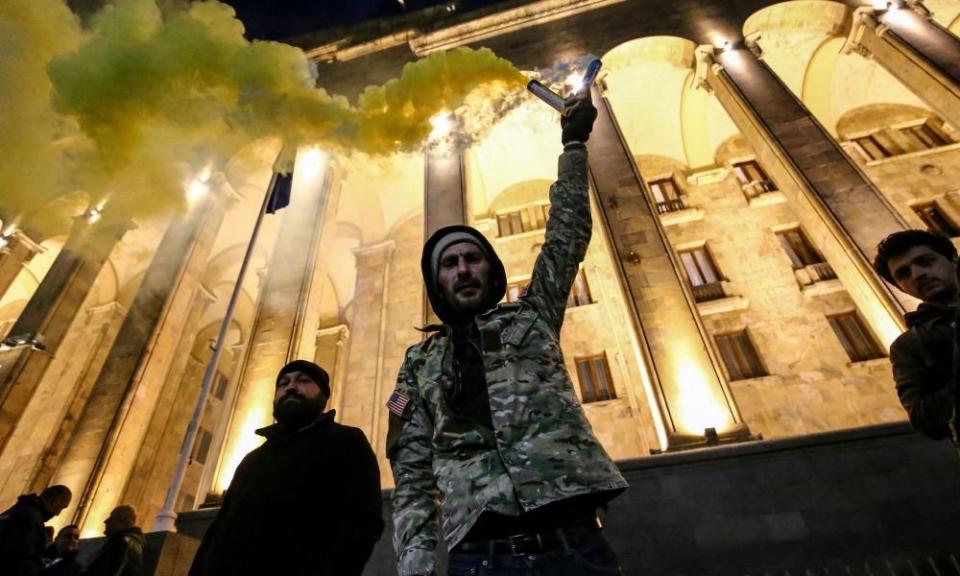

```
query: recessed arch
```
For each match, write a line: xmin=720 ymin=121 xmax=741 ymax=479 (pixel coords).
xmin=743 ymin=1 xmax=850 ymax=96
xmin=488 ymin=179 xmax=553 ymax=214
xmin=835 ymin=103 xmax=937 ymax=139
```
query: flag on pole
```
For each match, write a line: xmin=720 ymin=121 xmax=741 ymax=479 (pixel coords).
xmin=266 ymin=143 xmax=297 ymax=214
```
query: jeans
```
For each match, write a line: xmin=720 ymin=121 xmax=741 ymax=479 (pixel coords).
xmin=446 ymin=530 xmax=622 ymax=576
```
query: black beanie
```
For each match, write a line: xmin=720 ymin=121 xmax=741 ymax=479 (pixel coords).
xmin=277 ymin=360 xmax=331 ymax=397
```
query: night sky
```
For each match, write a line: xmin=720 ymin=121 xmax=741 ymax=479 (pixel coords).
xmin=222 ymin=0 xmax=508 ymax=40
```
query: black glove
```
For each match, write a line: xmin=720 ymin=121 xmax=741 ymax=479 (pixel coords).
xmin=561 ymin=94 xmax=598 ymax=145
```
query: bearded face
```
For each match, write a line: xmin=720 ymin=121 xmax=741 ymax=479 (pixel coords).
xmin=273 ymin=370 xmax=328 ymax=429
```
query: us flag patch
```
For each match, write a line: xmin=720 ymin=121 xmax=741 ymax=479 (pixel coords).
xmin=387 ymin=391 xmax=410 ymax=417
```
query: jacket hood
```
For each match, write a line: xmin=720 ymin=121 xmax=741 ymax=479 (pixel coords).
xmin=904 ymin=302 xmax=956 ymax=327
xmin=15 ymin=493 xmax=50 ymax=521
xmin=421 ymin=225 xmax=507 ymax=325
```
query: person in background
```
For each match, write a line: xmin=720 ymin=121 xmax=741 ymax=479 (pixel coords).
xmin=874 ymin=230 xmax=959 ymax=441
xmin=0 ymin=484 xmax=72 ymax=576
xmin=42 ymin=524 xmax=82 ymax=576
xmin=83 ymin=505 xmax=143 ymax=576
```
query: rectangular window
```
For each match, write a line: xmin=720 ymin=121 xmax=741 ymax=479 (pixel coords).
xmin=648 ymin=178 xmax=685 ymax=214
xmin=506 ymin=280 xmax=528 ymax=302
xmin=176 ymin=492 xmax=196 ymax=512
xmin=507 ymin=271 xmax=593 ymax=308
xmin=852 ymin=133 xmax=896 ymax=161
xmin=899 ymin=122 xmax=950 ymax=152
xmin=732 ymin=160 xmax=773 ymax=187
xmin=733 ymin=160 xmax=778 ymax=199
xmin=679 ymin=247 xmax=725 ymax=302
xmin=575 ymin=354 xmax=616 ymax=403
xmin=213 ymin=373 xmax=229 ymax=400
xmin=191 ymin=428 xmax=213 ymax=465
xmin=715 ymin=331 xmax=767 ymax=381
xmin=913 ymin=203 xmax=960 ymax=237
xmin=828 ymin=312 xmax=885 ymax=363
xmin=566 ymin=269 xmax=593 ymax=307
xmin=775 ymin=228 xmax=823 ymax=269
xmin=497 ymin=204 xmax=550 ymax=237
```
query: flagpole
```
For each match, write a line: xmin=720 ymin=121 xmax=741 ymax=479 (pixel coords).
xmin=153 ymin=173 xmax=276 ymax=533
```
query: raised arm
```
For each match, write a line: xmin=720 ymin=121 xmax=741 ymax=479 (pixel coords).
xmin=524 ymin=94 xmax=597 ymax=334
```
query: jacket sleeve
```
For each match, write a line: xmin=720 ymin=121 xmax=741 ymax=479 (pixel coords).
xmin=188 ymin=453 xmax=253 ymax=576
xmin=335 ymin=427 xmax=385 ymax=575
xmin=0 ymin=511 xmax=42 ymax=576
xmin=83 ymin=536 xmax=138 ymax=576
xmin=891 ymin=333 xmax=954 ymax=439
xmin=387 ymin=350 xmax=438 ymax=576
xmin=523 ymin=147 xmax=591 ymax=335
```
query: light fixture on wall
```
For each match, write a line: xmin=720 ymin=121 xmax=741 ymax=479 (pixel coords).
xmin=83 ymin=205 xmax=104 ymax=223
xmin=0 ymin=333 xmax=46 ymax=352
xmin=714 ymin=37 xmax=733 ymax=52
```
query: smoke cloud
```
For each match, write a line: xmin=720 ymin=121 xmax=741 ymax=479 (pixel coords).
xmin=0 ymin=0 xmax=527 ymax=230
xmin=0 ymin=0 xmax=85 ymax=233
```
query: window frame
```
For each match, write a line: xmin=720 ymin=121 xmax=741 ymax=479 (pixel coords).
xmin=775 ymin=228 xmax=824 ymax=269
xmin=913 ymin=201 xmax=960 ymax=237
xmin=715 ymin=330 xmax=767 ymax=381
xmin=496 ymin=203 xmax=551 ymax=238
xmin=575 ymin=353 xmax=617 ymax=403
xmin=827 ymin=311 xmax=885 ymax=363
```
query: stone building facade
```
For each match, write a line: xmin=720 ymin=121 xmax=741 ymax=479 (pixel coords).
xmin=0 ymin=0 xmax=959 ymax=542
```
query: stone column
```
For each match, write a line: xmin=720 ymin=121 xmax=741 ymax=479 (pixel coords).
xmin=424 ymin=147 xmax=468 ymax=235
xmin=844 ymin=3 xmax=960 ymax=130
xmin=118 ymin=285 xmax=217 ymax=526
xmin=0 ymin=215 xmax=130 ymax=452
xmin=212 ymin=156 xmax=341 ymax=495
xmin=15 ymin=302 xmax=127 ymax=500
xmin=0 ymin=230 xmax=44 ymax=303
xmin=587 ymin=85 xmax=752 ymax=450
xmin=338 ymin=241 xmax=395 ymax=445
xmin=423 ymin=146 xmax=467 ymax=325
xmin=316 ymin=324 xmax=350 ymax=417
xmin=56 ymin=185 xmax=231 ymax=529
xmin=697 ymin=44 xmax=908 ymax=345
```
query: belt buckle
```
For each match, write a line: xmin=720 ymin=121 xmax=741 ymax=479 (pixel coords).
xmin=508 ymin=533 xmax=542 ymax=557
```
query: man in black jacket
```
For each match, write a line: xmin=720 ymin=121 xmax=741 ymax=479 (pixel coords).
xmin=84 ymin=506 xmax=144 ymax=576
xmin=874 ymin=230 xmax=959 ymax=440
xmin=190 ymin=360 xmax=384 ymax=576
xmin=0 ymin=484 xmax=72 ymax=576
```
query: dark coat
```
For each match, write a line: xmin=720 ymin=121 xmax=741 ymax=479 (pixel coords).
xmin=190 ymin=410 xmax=384 ymax=576
xmin=83 ymin=527 xmax=144 ymax=576
xmin=890 ymin=303 xmax=957 ymax=439
xmin=41 ymin=548 xmax=82 ymax=576
xmin=0 ymin=494 xmax=49 ymax=576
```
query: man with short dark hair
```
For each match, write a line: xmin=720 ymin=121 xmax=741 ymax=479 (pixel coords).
xmin=190 ymin=360 xmax=384 ymax=576
xmin=0 ymin=484 xmax=72 ymax=576
xmin=874 ymin=229 xmax=959 ymax=440
xmin=84 ymin=505 xmax=144 ymax=576
xmin=41 ymin=524 xmax=82 ymax=576
xmin=388 ymin=94 xmax=628 ymax=576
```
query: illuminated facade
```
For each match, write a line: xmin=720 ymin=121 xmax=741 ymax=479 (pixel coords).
xmin=0 ymin=0 xmax=959 ymax=549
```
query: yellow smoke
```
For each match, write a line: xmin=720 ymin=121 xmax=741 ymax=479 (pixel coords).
xmin=4 ymin=0 xmax=526 ymax=225
xmin=0 ymin=0 xmax=85 ymax=234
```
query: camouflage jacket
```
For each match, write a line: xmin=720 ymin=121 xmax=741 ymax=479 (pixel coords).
xmin=386 ymin=147 xmax=628 ymax=576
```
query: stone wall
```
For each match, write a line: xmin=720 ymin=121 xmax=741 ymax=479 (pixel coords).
xmin=637 ymin=150 xmax=905 ymax=440
xmin=173 ymin=423 xmax=960 ymax=576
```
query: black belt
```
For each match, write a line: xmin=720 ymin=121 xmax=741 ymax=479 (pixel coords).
xmin=453 ymin=516 xmax=602 ymax=557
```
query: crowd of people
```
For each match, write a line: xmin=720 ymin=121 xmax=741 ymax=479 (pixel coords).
xmin=1 ymin=93 xmax=958 ymax=576
xmin=0 ymin=485 xmax=144 ymax=576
